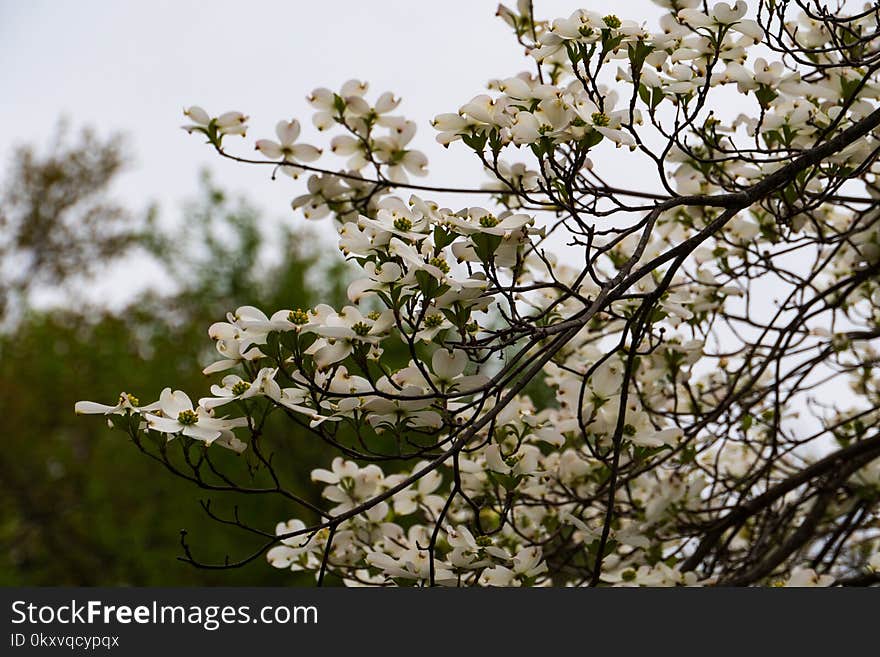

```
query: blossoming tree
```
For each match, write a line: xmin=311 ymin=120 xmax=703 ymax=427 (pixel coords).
xmin=78 ymin=0 xmax=880 ymax=586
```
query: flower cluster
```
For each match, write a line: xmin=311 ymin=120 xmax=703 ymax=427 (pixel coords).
xmin=78 ymin=1 xmax=880 ymax=587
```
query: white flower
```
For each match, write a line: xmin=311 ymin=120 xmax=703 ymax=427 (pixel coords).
xmin=572 ymin=95 xmax=636 ymax=149
xmin=75 ymin=392 xmax=159 ymax=416
xmin=443 ymin=207 xmax=534 ymax=237
xmin=203 ymin=310 xmax=267 ymax=374
xmin=312 ymin=457 xmax=385 ymax=514
xmin=484 ymin=443 xmax=540 ymax=479
xmin=198 ymin=367 xmax=280 ymax=411
xmin=308 ymin=79 xmax=369 ymax=130
xmin=303 ymin=306 xmax=393 ymax=369
xmin=411 ymin=305 xmax=454 ymax=343
xmin=291 ymin=173 xmax=353 ymax=220
xmin=366 ymin=548 xmax=455 ymax=584
xmin=479 ymin=565 xmax=518 ymax=586
xmin=662 ymin=64 xmax=707 ymax=95
xmin=591 ymin=358 xmax=624 ymax=398
xmin=255 ymin=119 xmax=322 ymax=166
xmin=144 ymin=388 xmax=247 ymax=451
xmin=347 ymin=261 xmax=403 ymax=302
xmin=631 ymin=426 xmax=683 ymax=448
xmin=473 ymin=544 xmax=548 ymax=587
xmin=432 ymin=95 xmax=512 ymax=146
xmin=386 ymin=461 xmax=445 ymax=516
xmin=432 ymin=112 xmax=473 ymax=146
xmin=679 ymin=2 xmax=743 ymax=27
xmin=528 ymin=9 xmax=605 ymax=62
xmin=782 ymin=567 xmax=834 ymax=587
xmin=182 ymin=106 xmax=248 ymax=137
xmin=266 ymin=519 xmax=316 ymax=572
xmin=372 ymin=118 xmax=428 ymax=182
xmin=358 ymin=198 xmax=431 ymax=243
xmin=362 ymin=379 xmax=443 ymax=430
xmin=512 ymin=546 xmax=548 ymax=579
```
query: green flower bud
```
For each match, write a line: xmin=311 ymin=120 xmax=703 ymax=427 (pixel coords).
xmin=603 ymin=14 xmax=621 ymax=29
xmin=352 ymin=321 xmax=372 ymax=336
xmin=429 ymin=256 xmax=450 ymax=273
xmin=288 ymin=308 xmax=310 ymax=325
xmin=591 ymin=112 xmax=611 ymax=127
xmin=393 ymin=217 xmax=413 ymax=232
xmin=231 ymin=381 xmax=251 ymax=396
xmin=424 ymin=314 xmax=445 ymax=328
xmin=177 ymin=409 xmax=198 ymax=426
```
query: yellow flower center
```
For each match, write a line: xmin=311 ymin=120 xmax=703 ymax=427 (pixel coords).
xmin=424 ymin=314 xmax=444 ymax=328
xmin=393 ymin=217 xmax=413 ymax=232
xmin=352 ymin=321 xmax=371 ymax=336
xmin=592 ymin=112 xmax=610 ymax=127
xmin=429 ymin=256 xmax=450 ymax=273
xmin=231 ymin=381 xmax=251 ymax=396
xmin=288 ymin=308 xmax=310 ymax=325
xmin=603 ymin=15 xmax=621 ymax=29
xmin=177 ymin=410 xmax=198 ymax=426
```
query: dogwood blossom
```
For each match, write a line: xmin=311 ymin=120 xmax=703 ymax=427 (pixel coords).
xmin=79 ymin=1 xmax=880 ymax=588
xmin=255 ymin=119 xmax=321 ymax=168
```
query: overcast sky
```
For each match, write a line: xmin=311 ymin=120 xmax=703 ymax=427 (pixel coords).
xmin=1 ymin=2 xmax=667 ymax=279
xmin=2 ymin=2 xmax=664 ymax=209
xmin=2 ymin=1 xmax=859 ymax=421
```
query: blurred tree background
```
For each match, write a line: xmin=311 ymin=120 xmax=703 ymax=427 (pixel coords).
xmin=0 ymin=123 xmax=347 ymax=585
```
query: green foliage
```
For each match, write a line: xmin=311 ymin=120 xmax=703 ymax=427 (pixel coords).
xmin=0 ymin=121 xmax=151 ymax=320
xmin=0 ymin=163 xmax=346 ymax=585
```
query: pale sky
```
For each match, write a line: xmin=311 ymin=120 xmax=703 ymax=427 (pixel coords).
xmin=1 ymin=0 xmax=668 ymax=304
xmin=2 ymin=1 xmax=863 ymax=422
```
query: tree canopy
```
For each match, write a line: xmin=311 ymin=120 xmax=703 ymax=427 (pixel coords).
xmin=76 ymin=1 xmax=880 ymax=587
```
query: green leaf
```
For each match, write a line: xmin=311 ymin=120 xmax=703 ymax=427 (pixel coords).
xmin=414 ymin=270 xmax=440 ymax=298
xmin=462 ymin=130 xmax=488 ymax=152
xmin=471 ymin=233 xmax=503 ymax=261
xmin=433 ymin=226 xmax=456 ymax=250
xmin=755 ymin=85 xmax=778 ymax=110
xmin=628 ymin=41 xmax=654 ymax=74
